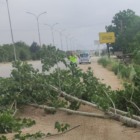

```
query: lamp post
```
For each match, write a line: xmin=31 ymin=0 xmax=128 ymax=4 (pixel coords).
xmin=70 ymin=37 xmax=74 ymax=51
xmin=75 ymin=43 xmax=79 ymax=53
xmin=55 ymin=29 xmax=65 ymax=50
xmin=65 ymin=34 xmax=70 ymax=51
xmin=73 ymin=39 xmax=77 ymax=53
xmin=27 ymin=12 xmax=46 ymax=47
xmin=6 ymin=0 xmax=16 ymax=60
xmin=44 ymin=23 xmax=58 ymax=46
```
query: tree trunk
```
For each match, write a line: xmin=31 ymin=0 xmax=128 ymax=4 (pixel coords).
xmin=48 ymin=85 xmax=103 ymax=111
xmin=29 ymin=103 xmax=140 ymax=128
xmin=109 ymin=107 xmax=140 ymax=122
xmin=49 ymin=84 xmax=140 ymax=123
xmin=29 ymin=104 xmax=106 ymax=118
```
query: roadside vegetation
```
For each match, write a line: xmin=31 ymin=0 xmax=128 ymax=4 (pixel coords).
xmin=105 ymin=9 xmax=140 ymax=66
xmin=98 ymin=57 xmax=136 ymax=83
xmin=0 ymin=41 xmax=41 ymax=63
xmin=1 ymin=8 xmax=140 ymax=140
xmin=1 ymin=45 xmax=140 ymax=139
xmin=97 ymin=57 xmax=140 ymax=116
xmin=106 ymin=9 xmax=140 ymax=57
xmin=96 ymin=9 xmax=140 ymax=117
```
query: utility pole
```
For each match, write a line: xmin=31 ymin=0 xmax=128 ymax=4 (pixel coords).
xmin=6 ymin=0 xmax=16 ymax=61
xmin=120 ymin=20 xmax=123 ymax=31
xmin=65 ymin=34 xmax=70 ymax=51
xmin=98 ymin=43 xmax=100 ymax=57
xmin=73 ymin=39 xmax=77 ymax=53
xmin=70 ymin=37 xmax=74 ymax=51
xmin=94 ymin=40 xmax=100 ymax=57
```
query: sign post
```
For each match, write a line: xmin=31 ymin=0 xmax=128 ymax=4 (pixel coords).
xmin=99 ymin=32 xmax=115 ymax=58
xmin=106 ymin=43 xmax=110 ymax=58
xmin=94 ymin=40 xmax=100 ymax=57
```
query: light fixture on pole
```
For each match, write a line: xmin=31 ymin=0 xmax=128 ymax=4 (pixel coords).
xmin=55 ymin=29 xmax=65 ymax=50
xmin=44 ymin=23 xmax=58 ymax=46
xmin=6 ymin=0 xmax=16 ymax=60
xmin=27 ymin=12 xmax=46 ymax=47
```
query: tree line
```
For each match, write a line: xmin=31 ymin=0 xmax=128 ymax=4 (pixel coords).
xmin=106 ymin=9 xmax=140 ymax=64
xmin=0 ymin=41 xmax=41 ymax=63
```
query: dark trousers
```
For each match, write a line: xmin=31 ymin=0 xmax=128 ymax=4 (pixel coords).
xmin=70 ymin=62 xmax=77 ymax=76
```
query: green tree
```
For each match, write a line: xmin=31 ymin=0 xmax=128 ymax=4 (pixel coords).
xmin=2 ymin=44 xmax=15 ymax=62
xmin=15 ymin=41 xmax=30 ymax=60
xmin=30 ymin=42 xmax=40 ymax=60
xmin=0 ymin=41 xmax=42 ymax=62
xmin=0 ymin=47 xmax=8 ymax=63
xmin=106 ymin=9 xmax=140 ymax=53
xmin=129 ymin=32 xmax=140 ymax=64
xmin=30 ymin=42 xmax=40 ymax=53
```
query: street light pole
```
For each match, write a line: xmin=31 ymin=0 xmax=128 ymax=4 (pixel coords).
xmin=75 ymin=44 xmax=78 ymax=53
xmin=6 ymin=0 xmax=16 ymax=60
xmin=70 ymin=37 xmax=74 ymax=51
xmin=73 ymin=39 xmax=77 ymax=52
xmin=65 ymin=34 xmax=70 ymax=51
xmin=55 ymin=29 xmax=65 ymax=50
xmin=27 ymin=12 xmax=46 ymax=47
xmin=44 ymin=23 xmax=58 ymax=46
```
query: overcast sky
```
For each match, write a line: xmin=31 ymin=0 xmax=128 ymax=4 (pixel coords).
xmin=0 ymin=0 xmax=140 ymax=50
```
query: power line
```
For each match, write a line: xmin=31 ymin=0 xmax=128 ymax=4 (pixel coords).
xmin=0 ymin=28 xmax=56 ymax=32
xmin=59 ymin=22 xmax=110 ymax=29
xmin=0 ymin=21 xmax=111 ymax=32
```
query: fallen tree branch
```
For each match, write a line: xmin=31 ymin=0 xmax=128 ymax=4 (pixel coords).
xmin=29 ymin=104 xmax=106 ymax=119
xmin=12 ymin=109 xmax=18 ymax=117
xmin=130 ymin=87 xmax=134 ymax=101
xmin=12 ymin=100 xmax=18 ymax=117
xmin=29 ymin=103 xmax=140 ymax=128
xmin=40 ymin=125 xmax=81 ymax=139
xmin=101 ymin=87 xmax=116 ymax=114
xmin=10 ymin=100 xmax=15 ymax=110
xmin=47 ymin=84 xmax=140 ymax=122
xmin=69 ymin=82 xmax=82 ymax=95
xmin=90 ymin=102 xmax=140 ymax=122
xmin=124 ymin=97 xmax=140 ymax=114
xmin=109 ymin=107 xmax=140 ymax=122
xmin=54 ymin=54 xmax=61 ymax=90
xmin=47 ymin=84 xmax=103 ymax=111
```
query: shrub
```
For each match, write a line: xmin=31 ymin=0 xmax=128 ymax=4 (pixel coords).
xmin=98 ymin=57 xmax=134 ymax=82
xmin=0 ymin=111 xmax=35 ymax=133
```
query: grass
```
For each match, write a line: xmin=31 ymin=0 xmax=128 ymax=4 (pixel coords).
xmin=98 ymin=57 xmax=135 ymax=83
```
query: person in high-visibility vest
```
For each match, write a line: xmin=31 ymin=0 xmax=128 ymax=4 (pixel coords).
xmin=69 ymin=51 xmax=77 ymax=66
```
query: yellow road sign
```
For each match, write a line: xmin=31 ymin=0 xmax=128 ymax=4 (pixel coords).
xmin=99 ymin=32 xmax=115 ymax=44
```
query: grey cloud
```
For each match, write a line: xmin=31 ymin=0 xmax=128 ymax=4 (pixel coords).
xmin=0 ymin=0 xmax=140 ymax=50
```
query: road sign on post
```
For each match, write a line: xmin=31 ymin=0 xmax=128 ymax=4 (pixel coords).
xmin=99 ymin=32 xmax=115 ymax=44
xmin=94 ymin=40 xmax=100 ymax=57
xmin=99 ymin=32 xmax=115 ymax=58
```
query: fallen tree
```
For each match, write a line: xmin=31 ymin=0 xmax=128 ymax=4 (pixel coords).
xmin=109 ymin=107 xmax=140 ymax=122
xmin=29 ymin=103 xmax=140 ymax=128
xmin=1 ymin=45 xmax=140 ymax=139
xmin=45 ymin=84 xmax=140 ymax=122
